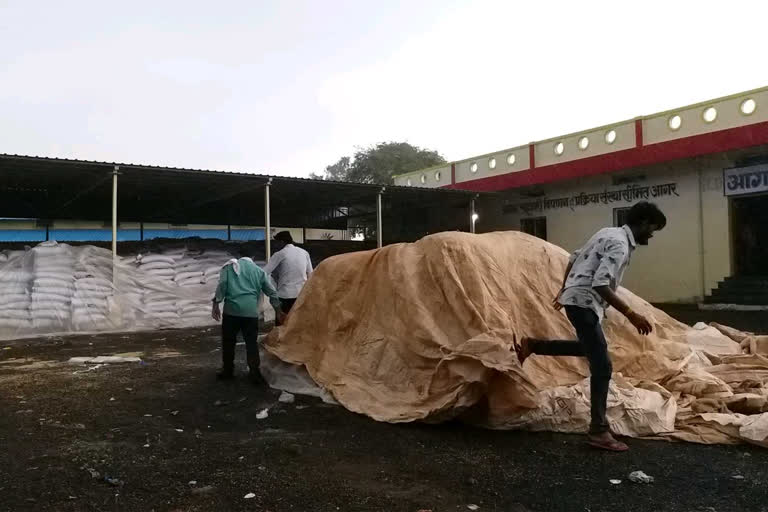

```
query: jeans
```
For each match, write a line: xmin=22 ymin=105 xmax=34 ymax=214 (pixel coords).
xmin=528 ymin=306 xmax=612 ymax=434
xmin=221 ymin=314 xmax=260 ymax=374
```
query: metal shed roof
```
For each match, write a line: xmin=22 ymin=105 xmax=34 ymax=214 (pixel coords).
xmin=0 ymin=154 xmax=483 ymax=229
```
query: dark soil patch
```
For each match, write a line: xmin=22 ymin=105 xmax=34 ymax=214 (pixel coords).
xmin=1 ymin=317 xmax=767 ymax=512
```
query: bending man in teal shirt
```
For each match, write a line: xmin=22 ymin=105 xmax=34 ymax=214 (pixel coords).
xmin=212 ymin=256 xmax=283 ymax=384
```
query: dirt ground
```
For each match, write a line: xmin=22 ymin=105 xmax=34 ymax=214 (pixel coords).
xmin=1 ymin=310 xmax=768 ymax=512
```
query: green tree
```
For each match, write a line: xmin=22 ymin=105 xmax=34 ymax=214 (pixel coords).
xmin=309 ymin=156 xmax=351 ymax=182
xmin=312 ymin=142 xmax=446 ymax=185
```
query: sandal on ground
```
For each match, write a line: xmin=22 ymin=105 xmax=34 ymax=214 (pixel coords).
xmin=587 ymin=437 xmax=629 ymax=452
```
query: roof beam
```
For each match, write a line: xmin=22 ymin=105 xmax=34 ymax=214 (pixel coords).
xmin=154 ymin=179 xmax=270 ymax=222
xmin=47 ymin=173 xmax=112 ymax=218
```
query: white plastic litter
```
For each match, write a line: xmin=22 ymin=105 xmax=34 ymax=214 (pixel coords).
xmin=609 ymin=479 xmax=622 ymax=485
xmin=259 ymin=345 xmax=337 ymax=404
xmin=256 ymin=409 xmax=269 ymax=420
xmin=278 ymin=391 xmax=295 ymax=404
xmin=628 ymin=471 xmax=654 ymax=484
xmin=68 ymin=356 xmax=142 ymax=365
xmin=244 ymin=493 xmax=256 ymax=499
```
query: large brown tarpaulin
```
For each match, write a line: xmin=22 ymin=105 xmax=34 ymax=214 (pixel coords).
xmin=266 ymin=232 xmax=768 ymax=446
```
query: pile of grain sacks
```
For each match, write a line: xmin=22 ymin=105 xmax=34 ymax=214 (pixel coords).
xmin=0 ymin=241 xmax=271 ymax=340
xmin=0 ymin=250 xmax=32 ymax=332
xmin=30 ymin=243 xmax=77 ymax=331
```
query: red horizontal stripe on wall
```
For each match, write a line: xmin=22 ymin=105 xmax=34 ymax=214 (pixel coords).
xmin=445 ymin=121 xmax=768 ymax=192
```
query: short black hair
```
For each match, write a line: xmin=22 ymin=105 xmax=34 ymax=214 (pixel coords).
xmin=274 ymin=231 xmax=293 ymax=244
xmin=626 ymin=201 xmax=666 ymax=229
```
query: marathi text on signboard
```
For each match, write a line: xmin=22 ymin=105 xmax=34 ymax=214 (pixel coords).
xmin=723 ymin=165 xmax=768 ymax=197
xmin=503 ymin=183 xmax=679 ymax=215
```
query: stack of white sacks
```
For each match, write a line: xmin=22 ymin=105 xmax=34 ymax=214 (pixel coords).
xmin=172 ymin=249 xmax=218 ymax=320
xmin=30 ymin=243 xmax=76 ymax=331
xmin=72 ymin=246 xmax=117 ymax=331
xmin=0 ymin=250 xmax=32 ymax=332
xmin=0 ymin=241 xmax=265 ymax=340
xmin=135 ymin=248 xmax=231 ymax=325
xmin=137 ymin=252 xmax=182 ymax=325
xmin=138 ymin=253 xmax=176 ymax=282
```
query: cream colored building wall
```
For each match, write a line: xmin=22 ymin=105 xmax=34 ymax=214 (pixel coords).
xmin=700 ymin=163 xmax=732 ymax=294
xmin=52 ymin=220 xmax=102 ymax=229
xmin=489 ymin=157 xmax=733 ymax=303
xmin=395 ymin=86 xmax=768 ymax=189
xmin=0 ymin=219 xmax=37 ymax=229
xmin=454 ymin=145 xmax=530 ymax=183
xmin=644 ymin=89 xmax=768 ymax=146
xmin=535 ymin=121 xmax=636 ymax=168
xmin=393 ymin=164 xmax=451 ymax=188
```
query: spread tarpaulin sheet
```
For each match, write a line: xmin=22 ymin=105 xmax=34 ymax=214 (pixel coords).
xmin=265 ymin=231 xmax=768 ymax=446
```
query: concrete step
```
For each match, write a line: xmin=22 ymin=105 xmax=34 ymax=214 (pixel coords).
xmin=704 ymin=294 xmax=768 ymax=305
xmin=707 ymin=276 xmax=768 ymax=305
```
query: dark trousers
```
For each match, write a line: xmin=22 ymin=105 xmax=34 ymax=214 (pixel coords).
xmin=221 ymin=314 xmax=260 ymax=374
xmin=528 ymin=306 xmax=612 ymax=434
xmin=280 ymin=298 xmax=297 ymax=314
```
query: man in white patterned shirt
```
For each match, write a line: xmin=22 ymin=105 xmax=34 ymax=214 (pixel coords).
xmin=516 ymin=201 xmax=666 ymax=452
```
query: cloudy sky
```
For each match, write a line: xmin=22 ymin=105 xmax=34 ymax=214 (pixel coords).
xmin=1 ymin=0 xmax=765 ymax=177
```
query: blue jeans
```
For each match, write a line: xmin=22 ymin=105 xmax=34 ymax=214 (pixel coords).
xmin=527 ymin=306 xmax=612 ymax=434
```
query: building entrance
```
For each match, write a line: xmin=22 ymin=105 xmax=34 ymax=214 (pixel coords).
xmin=732 ymin=194 xmax=768 ymax=276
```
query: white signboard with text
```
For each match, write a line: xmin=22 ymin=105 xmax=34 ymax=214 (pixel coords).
xmin=724 ymin=164 xmax=768 ymax=197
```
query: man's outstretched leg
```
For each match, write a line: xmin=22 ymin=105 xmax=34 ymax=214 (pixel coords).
xmin=515 ymin=336 xmax=584 ymax=365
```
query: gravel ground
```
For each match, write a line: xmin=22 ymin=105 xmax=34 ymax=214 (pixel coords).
xmin=1 ymin=311 xmax=767 ymax=512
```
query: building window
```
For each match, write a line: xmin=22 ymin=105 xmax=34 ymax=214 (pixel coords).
xmin=668 ymin=114 xmax=682 ymax=131
xmin=521 ymin=217 xmax=547 ymax=241
xmin=740 ymin=98 xmax=757 ymax=116
xmin=702 ymin=106 xmax=717 ymax=123
xmin=614 ymin=207 xmax=631 ymax=227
